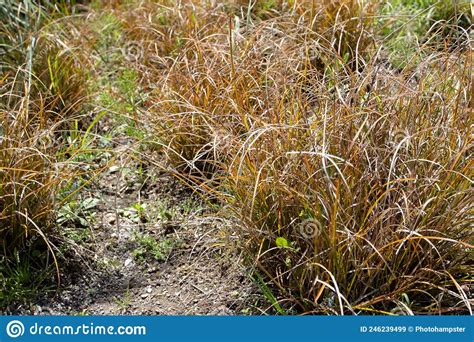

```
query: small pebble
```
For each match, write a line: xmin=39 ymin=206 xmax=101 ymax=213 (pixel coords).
xmin=109 ymin=165 xmax=120 ymax=173
xmin=105 ymin=213 xmax=116 ymax=224
xmin=124 ymin=258 xmax=133 ymax=267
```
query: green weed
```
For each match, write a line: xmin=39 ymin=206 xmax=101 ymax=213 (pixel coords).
xmin=132 ymin=232 xmax=175 ymax=263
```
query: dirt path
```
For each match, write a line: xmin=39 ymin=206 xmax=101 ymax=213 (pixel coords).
xmin=24 ymin=137 xmax=258 ymax=315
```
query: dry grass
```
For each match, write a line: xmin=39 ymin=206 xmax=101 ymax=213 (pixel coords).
xmin=1 ymin=0 xmax=471 ymax=314
xmin=122 ymin=0 xmax=474 ymax=314
xmin=0 ymin=1 xmax=91 ymax=259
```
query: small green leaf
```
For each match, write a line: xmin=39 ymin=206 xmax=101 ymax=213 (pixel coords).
xmin=81 ymin=197 xmax=99 ymax=210
xmin=276 ymin=237 xmax=289 ymax=248
xmin=78 ymin=217 xmax=89 ymax=227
